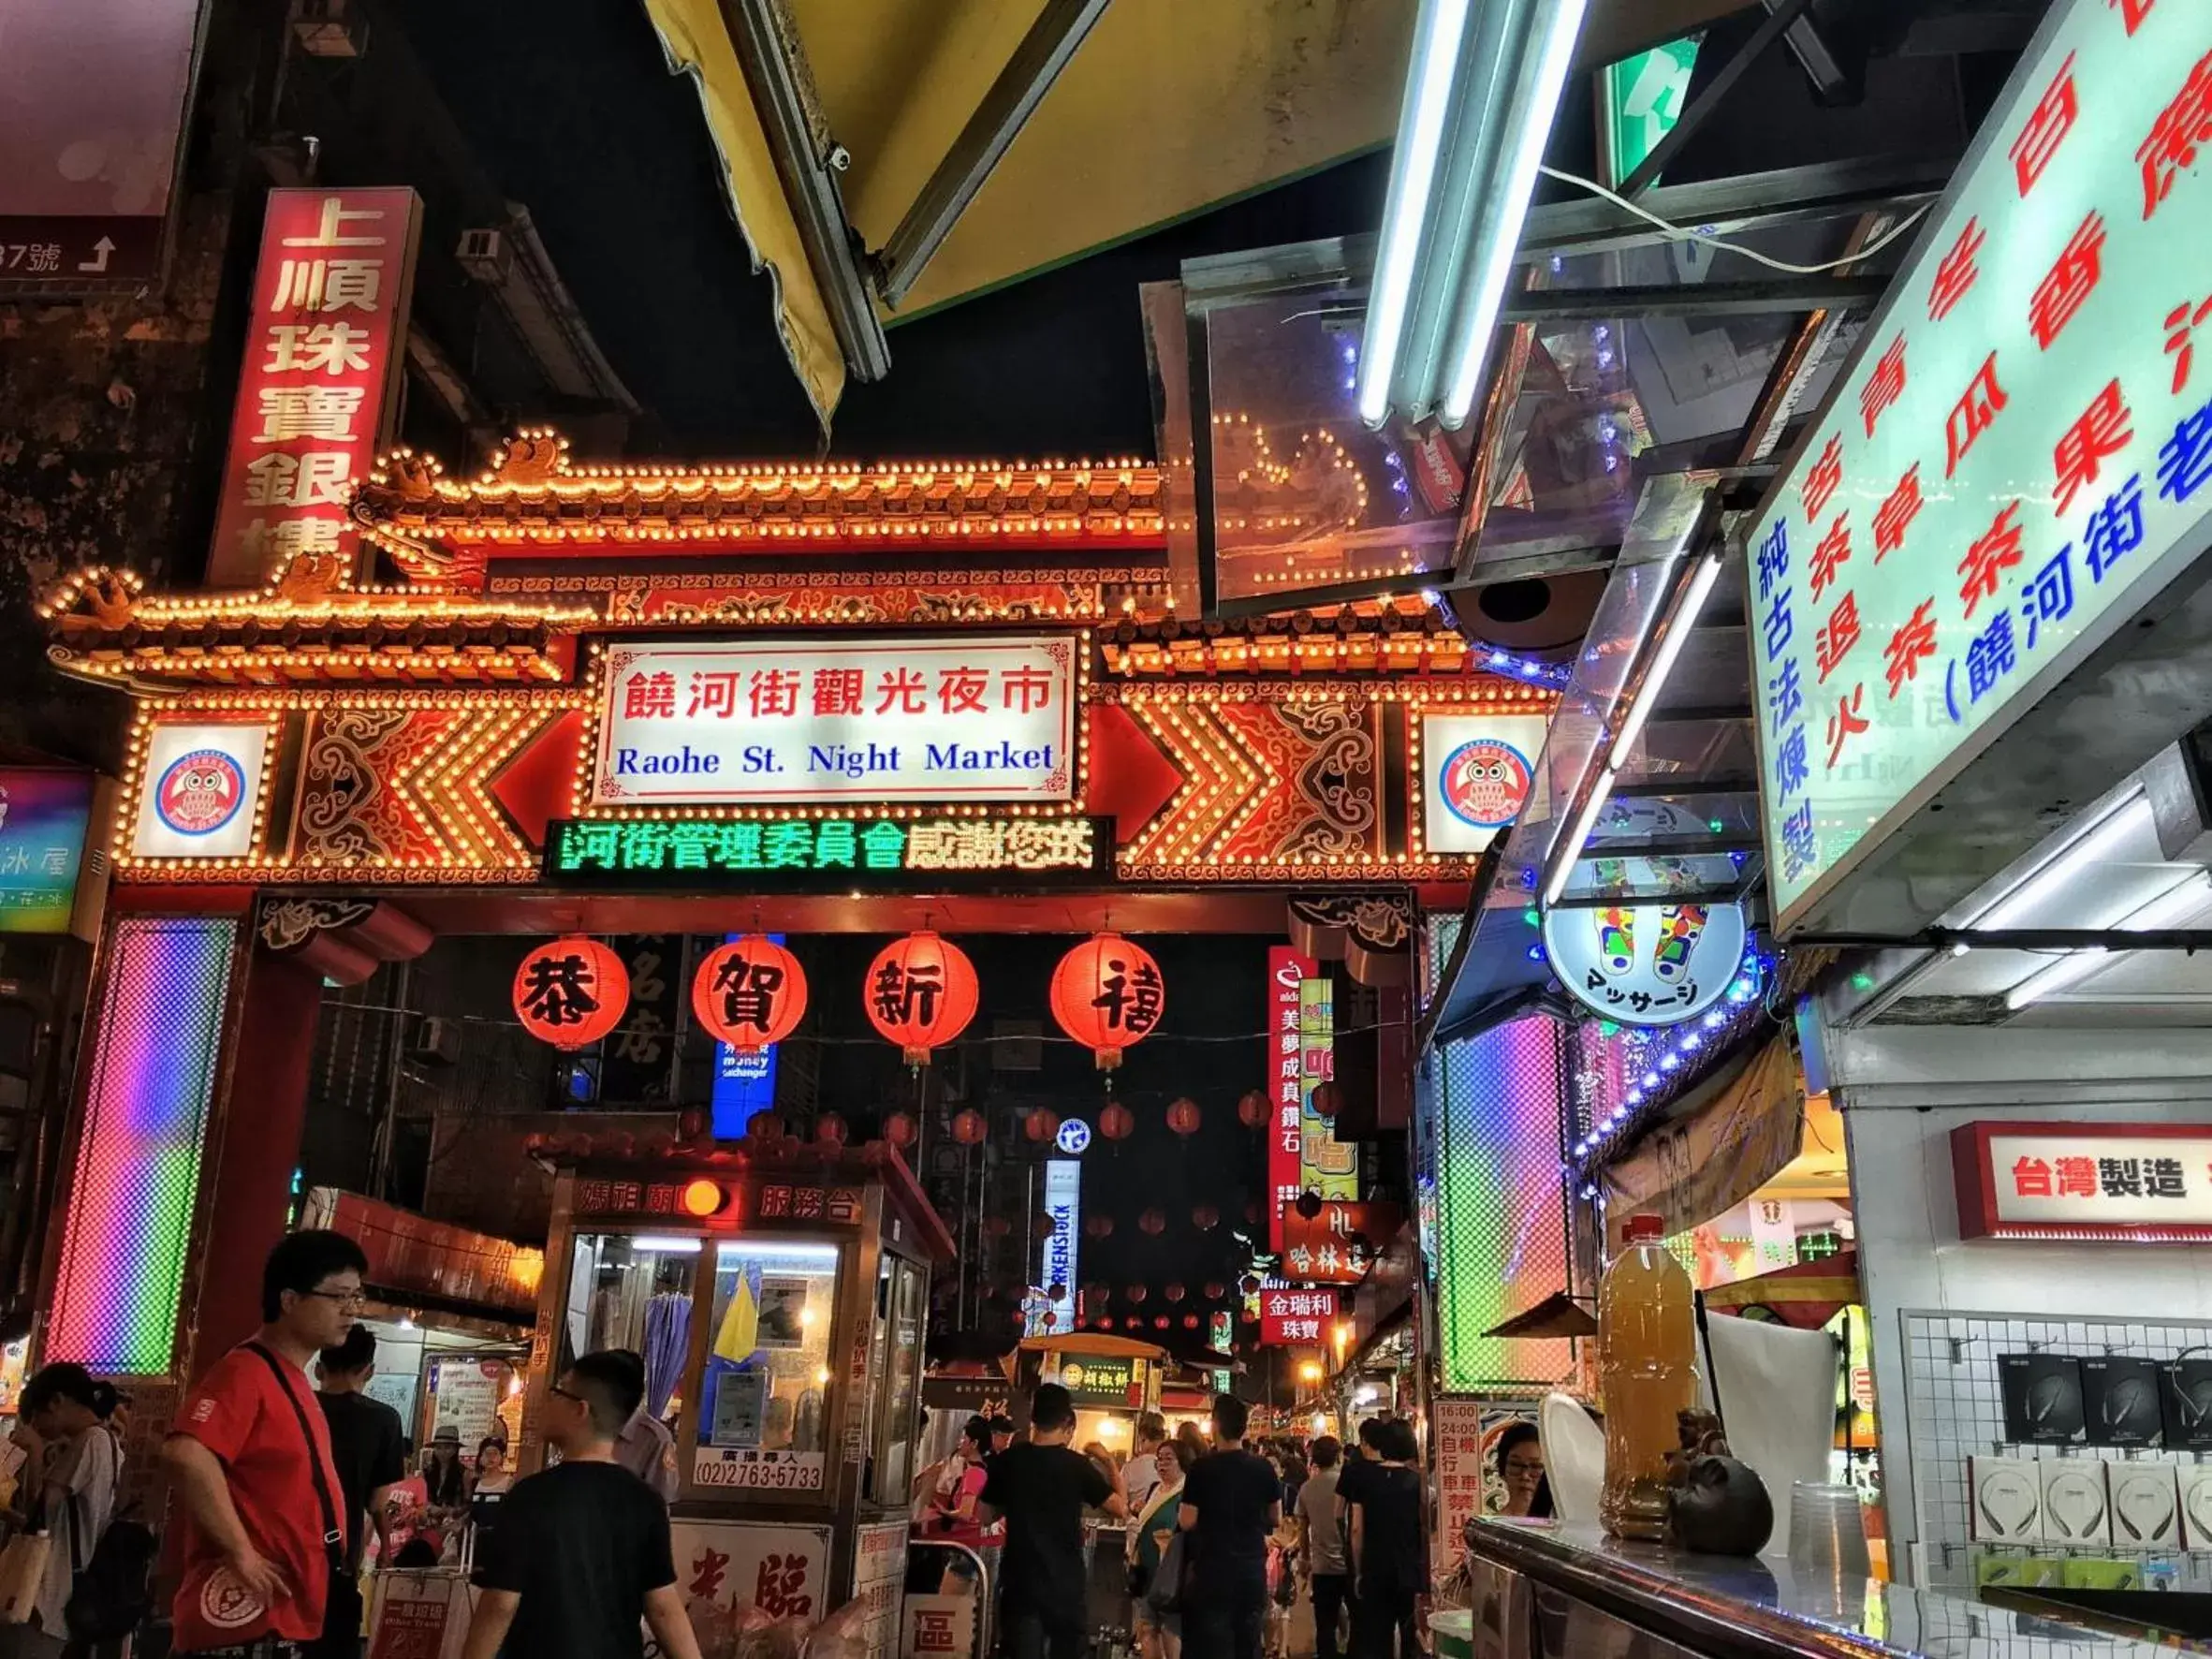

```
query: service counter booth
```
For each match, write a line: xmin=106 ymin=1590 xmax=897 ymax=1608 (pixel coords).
xmin=524 ymin=1138 xmax=952 ymax=1653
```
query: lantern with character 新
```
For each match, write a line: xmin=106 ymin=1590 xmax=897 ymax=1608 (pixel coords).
xmin=864 ymin=931 xmax=979 ymax=1065
xmin=693 ymin=935 xmax=807 ymax=1052
xmin=1049 ymin=933 xmax=1165 ymax=1070
xmin=514 ymin=937 xmax=630 ymax=1050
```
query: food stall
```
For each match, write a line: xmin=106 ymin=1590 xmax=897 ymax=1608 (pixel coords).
xmin=1016 ymin=1333 xmax=1165 ymax=1459
xmin=523 ymin=1133 xmax=953 ymax=1655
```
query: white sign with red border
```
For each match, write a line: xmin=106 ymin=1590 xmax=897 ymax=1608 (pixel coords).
xmin=1420 ymin=714 xmax=1549 ymax=855
xmin=1953 ymin=1121 xmax=2212 ymax=1241
xmin=592 ymin=636 xmax=1078 ymax=807
xmin=662 ymin=1519 xmax=832 ymax=1643
xmin=131 ymin=720 xmax=271 ymax=860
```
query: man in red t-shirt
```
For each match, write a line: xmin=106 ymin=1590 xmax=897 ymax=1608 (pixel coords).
xmin=163 ymin=1229 xmax=368 ymax=1656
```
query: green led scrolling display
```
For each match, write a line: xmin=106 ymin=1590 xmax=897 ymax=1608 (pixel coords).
xmin=544 ymin=815 xmax=1107 ymax=888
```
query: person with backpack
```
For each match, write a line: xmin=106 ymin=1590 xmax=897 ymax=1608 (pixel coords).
xmin=162 ymin=1228 xmax=367 ymax=1657
xmin=0 ymin=1363 xmax=125 ymax=1656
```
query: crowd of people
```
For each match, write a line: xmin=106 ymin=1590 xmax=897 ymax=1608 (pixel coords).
xmin=910 ymin=1388 xmax=1474 ymax=1659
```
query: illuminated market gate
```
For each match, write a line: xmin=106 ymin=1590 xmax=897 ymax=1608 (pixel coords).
xmin=37 ymin=431 xmax=1555 ymax=1593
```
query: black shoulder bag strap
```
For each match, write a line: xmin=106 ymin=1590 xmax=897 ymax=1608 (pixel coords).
xmin=246 ymin=1344 xmax=345 ymax=1571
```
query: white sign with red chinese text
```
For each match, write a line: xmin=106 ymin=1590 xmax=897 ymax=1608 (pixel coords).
xmin=1432 ymin=1397 xmax=1495 ymax=1565
xmin=1258 ymin=1285 xmax=1339 ymax=1346
xmin=1267 ymin=947 xmax=1315 ymax=1253
xmin=903 ymin=1597 xmax=976 ymax=1659
xmin=1954 ymin=1121 xmax=2212 ymax=1241
xmin=205 ymin=188 xmax=422 ymax=588
xmin=852 ymin=1520 xmax=907 ymax=1659
xmin=1750 ymin=0 xmax=2212 ymax=930
xmin=591 ymin=637 xmax=1078 ymax=807
xmin=130 ymin=719 xmax=271 ymax=860
xmin=663 ymin=1520 xmax=832 ymax=1649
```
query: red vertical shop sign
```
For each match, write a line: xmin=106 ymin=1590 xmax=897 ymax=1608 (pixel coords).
xmin=1267 ymin=947 xmax=1315 ymax=1253
xmin=205 ymin=187 xmax=424 ymax=588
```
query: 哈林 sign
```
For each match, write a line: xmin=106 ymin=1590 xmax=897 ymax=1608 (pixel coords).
xmin=1749 ymin=0 xmax=2212 ymax=932
xmin=1954 ymin=1121 xmax=2212 ymax=1241
xmin=591 ymin=636 xmax=1078 ymax=806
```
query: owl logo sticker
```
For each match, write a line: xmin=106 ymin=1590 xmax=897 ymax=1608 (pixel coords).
xmin=1438 ymin=739 xmax=1534 ymax=830
xmin=154 ymin=749 xmax=246 ymax=837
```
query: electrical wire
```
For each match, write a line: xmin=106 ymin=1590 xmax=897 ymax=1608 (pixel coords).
xmin=1535 ymin=164 xmax=1933 ymax=275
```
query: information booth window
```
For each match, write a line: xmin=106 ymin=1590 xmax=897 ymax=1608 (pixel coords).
xmin=564 ymin=1233 xmax=698 ymax=1402
xmin=694 ymin=1240 xmax=842 ymax=1494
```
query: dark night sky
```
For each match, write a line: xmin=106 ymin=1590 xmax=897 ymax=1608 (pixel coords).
xmin=387 ymin=0 xmax=1389 ymax=461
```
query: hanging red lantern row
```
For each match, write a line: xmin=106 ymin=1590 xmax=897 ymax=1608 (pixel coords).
xmin=1084 ymin=1214 xmax=1114 ymax=1240
xmin=1165 ymin=1283 xmax=1185 ymax=1303
xmin=1192 ymin=1204 xmax=1220 ymax=1232
xmin=882 ymin=1111 xmax=916 ymax=1150
xmin=514 ymin=937 xmax=630 ymax=1050
xmin=693 ymin=935 xmax=807 ymax=1054
xmin=815 ymin=1113 xmax=848 ymax=1147
xmin=1238 ymin=1089 xmax=1268 ymax=1130
xmin=1138 ymin=1209 xmax=1165 ymax=1236
xmin=1165 ymin=1098 xmax=1202 ymax=1137
xmin=1153 ymin=1315 xmax=1170 ymax=1330
xmin=863 ymin=931 xmax=979 ymax=1065
xmin=950 ymin=1108 xmax=988 ymax=1146
xmin=1048 ymin=932 xmax=1165 ymax=1070
xmin=1023 ymin=1108 xmax=1061 ymax=1144
xmin=1183 ymin=1314 xmax=1200 ymax=1329
xmin=1311 ymin=1081 xmax=1343 ymax=1120
xmin=1204 ymin=1281 xmax=1227 ymax=1300
xmin=1098 ymin=1101 xmax=1135 ymax=1141
xmin=1125 ymin=1285 xmax=1148 ymax=1305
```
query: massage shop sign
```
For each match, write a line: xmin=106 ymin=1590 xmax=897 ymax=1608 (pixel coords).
xmin=1749 ymin=0 xmax=2212 ymax=932
xmin=591 ymin=636 xmax=1078 ymax=806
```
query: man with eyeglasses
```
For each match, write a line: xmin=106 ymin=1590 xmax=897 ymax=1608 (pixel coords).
xmin=164 ymin=1228 xmax=370 ymax=1657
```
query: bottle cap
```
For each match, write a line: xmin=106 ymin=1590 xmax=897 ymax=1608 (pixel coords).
xmin=1622 ymin=1211 xmax=1666 ymax=1243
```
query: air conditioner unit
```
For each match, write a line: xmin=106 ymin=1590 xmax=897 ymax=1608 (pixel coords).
xmin=408 ymin=1016 xmax=461 ymax=1068
xmin=455 ymin=228 xmax=509 ymax=285
xmin=288 ymin=0 xmax=367 ymax=58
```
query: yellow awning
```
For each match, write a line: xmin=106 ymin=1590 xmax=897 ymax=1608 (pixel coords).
xmin=636 ymin=0 xmax=1751 ymax=426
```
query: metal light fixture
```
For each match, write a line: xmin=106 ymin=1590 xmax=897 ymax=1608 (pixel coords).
xmin=1358 ymin=0 xmax=1589 ymax=429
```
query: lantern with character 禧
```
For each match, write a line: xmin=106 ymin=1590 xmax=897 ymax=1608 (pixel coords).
xmin=1049 ymin=932 xmax=1166 ymax=1070
xmin=513 ymin=937 xmax=630 ymax=1050
xmin=693 ymin=935 xmax=808 ymax=1053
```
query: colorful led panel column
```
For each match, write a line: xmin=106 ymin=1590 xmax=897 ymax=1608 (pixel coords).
xmin=1433 ymin=1014 xmax=1573 ymax=1392
xmin=48 ymin=916 xmax=238 ymax=1373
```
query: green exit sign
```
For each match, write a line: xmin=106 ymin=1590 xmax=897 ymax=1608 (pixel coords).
xmin=543 ymin=815 xmax=1107 ymax=890
xmin=1600 ymin=36 xmax=1703 ymax=188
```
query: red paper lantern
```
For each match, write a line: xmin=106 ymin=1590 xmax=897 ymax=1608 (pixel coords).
xmin=1139 ymin=1208 xmax=1165 ymax=1236
xmin=1183 ymin=1314 xmax=1200 ymax=1329
xmin=1098 ymin=1102 xmax=1135 ymax=1141
xmin=1238 ymin=1089 xmax=1268 ymax=1129
xmin=1085 ymin=1214 xmax=1115 ymax=1240
xmin=1125 ymin=1284 xmax=1148 ymax=1305
xmin=950 ymin=1108 xmax=988 ymax=1145
xmin=1048 ymin=932 xmax=1166 ymax=1070
xmin=1204 ymin=1281 xmax=1226 ymax=1300
xmin=1023 ymin=1108 xmax=1061 ymax=1144
xmin=1238 ymin=1274 xmax=1263 ymax=1296
xmin=513 ymin=938 xmax=629 ymax=1050
xmin=1153 ymin=1316 xmax=1170 ymax=1330
xmin=984 ymin=1216 xmax=1012 ymax=1239
xmin=1193 ymin=1204 xmax=1220 ymax=1232
xmin=693 ymin=935 xmax=807 ymax=1053
xmin=1311 ymin=1081 xmax=1343 ymax=1120
xmin=863 ymin=931 xmax=979 ymax=1065
xmin=1244 ymin=1199 xmax=1264 ymax=1226
xmin=882 ymin=1111 xmax=917 ymax=1150
xmin=1125 ymin=1317 xmax=1143 ymax=1330
xmin=744 ymin=1113 xmax=786 ymax=1144
xmin=1033 ymin=1215 xmax=1058 ymax=1241
xmin=1165 ymin=1098 xmax=1201 ymax=1137
xmin=815 ymin=1112 xmax=848 ymax=1147
xmin=1165 ymin=1283 xmax=1185 ymax=1303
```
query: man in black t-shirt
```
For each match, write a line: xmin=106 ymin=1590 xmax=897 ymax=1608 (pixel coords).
xmin=313 ymin=1324 xmax=406 ymax=1658
xmin=980 ymin=1383 xmax=1128 ymax=1659
xmin=1178 ymin=1394 xmax=1282 ymax=1659
xmin=462 ymin=1351 xmax=701 ymax=1659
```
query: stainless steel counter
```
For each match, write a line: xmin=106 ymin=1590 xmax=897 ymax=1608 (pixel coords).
xmin=1460 ymin=1519 xmax=2186 ymax=1659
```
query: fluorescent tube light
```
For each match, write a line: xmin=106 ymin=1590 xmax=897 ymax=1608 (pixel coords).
xmin=1606 ymin=552 xmax=1721 ymax=769
xmin=1970 ymin=793 xmax=2155 ymax=933
xmin=1543 ymin=765 xmax=1617 ymax=907
xmin=1440 ymin=0 xmax=1589 ymax=426
xmin=1357 ymin=0 xmax=1476 ymax=425
xmin=2004 ymin=871 xmax=2212 ymax=1010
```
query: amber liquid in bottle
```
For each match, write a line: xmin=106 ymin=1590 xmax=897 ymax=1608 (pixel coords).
xmin=1598 ymin=1212 xmax=1696 ymax=1542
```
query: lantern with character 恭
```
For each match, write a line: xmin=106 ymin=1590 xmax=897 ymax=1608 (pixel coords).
xmin=514 ymin=937 xmax=630 ymax=1050
xmin=692 ymin=935 xmax=808 ymax=1053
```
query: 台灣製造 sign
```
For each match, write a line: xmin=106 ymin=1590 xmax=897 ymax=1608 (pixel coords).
xmin=591 ymin=637 xmax=1078 ymax=806
xmin=1750 ymin=0 xmax=2212 ymax=930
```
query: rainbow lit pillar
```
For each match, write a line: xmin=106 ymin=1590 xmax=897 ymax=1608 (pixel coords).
xmin=48 ymin=916 xmax=239 ymax=1373
xmin=1432 ymin=1014 xmax=1574 ymax=1391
